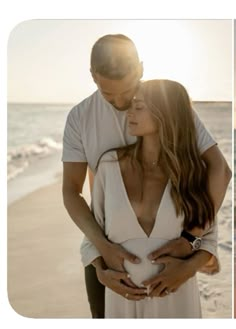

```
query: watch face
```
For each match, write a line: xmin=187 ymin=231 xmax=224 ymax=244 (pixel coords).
xmin=192 ymin=239 xmax=201 ymax=250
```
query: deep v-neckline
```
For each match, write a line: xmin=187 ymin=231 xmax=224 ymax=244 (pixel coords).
xmin=115 ymin=152 xmax=169 ymax=238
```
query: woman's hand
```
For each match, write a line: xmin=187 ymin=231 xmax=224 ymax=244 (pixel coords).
xmin=142 ymin=256 xmax=195 ymax=298
xmin=147 ymin=237 xmax=193 ymax=262
xmin=93 ymin=257 xmax=147 ymax=301
xmin=100 ymin=241 xmax=141 ymax=272
xmin=143 ymin=250 xmax=211 ymax=297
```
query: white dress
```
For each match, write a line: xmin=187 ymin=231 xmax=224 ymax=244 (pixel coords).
xmin=80 ymin=151 xmax=219 ymax=318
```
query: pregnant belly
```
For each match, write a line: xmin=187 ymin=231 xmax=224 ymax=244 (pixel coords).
xmin=122 ymin=238 xmax=167 ymax=287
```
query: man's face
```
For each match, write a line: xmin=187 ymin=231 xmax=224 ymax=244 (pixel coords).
xmin=92 ymin=69 xmax=142 ymax=111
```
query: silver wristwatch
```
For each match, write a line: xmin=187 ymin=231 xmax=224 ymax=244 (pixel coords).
xmin=181 ymin=230 xmax=202 ymax=251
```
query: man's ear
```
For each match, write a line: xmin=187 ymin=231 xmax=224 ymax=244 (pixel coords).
xmin=138 ymin=61 xmax=144 ymax=80
xmin=90 ymin=69 xmax=97 ymax=83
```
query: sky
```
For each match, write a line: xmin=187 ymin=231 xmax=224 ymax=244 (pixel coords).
xmin=7 ymin=19 xmax=232 ymax=104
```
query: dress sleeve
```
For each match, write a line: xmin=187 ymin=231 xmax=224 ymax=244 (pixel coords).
xmin=80 ymin=163 xmax=106 ymax=267
xmin=198 ymin=219 xmax=220 ymax=275
xmin=193 ymin=110 xmax=217 ymax=155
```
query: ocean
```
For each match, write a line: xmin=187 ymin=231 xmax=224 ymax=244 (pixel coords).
xmin=7 ymin=102 xmax=75 ymax=204
xmin=7 ymin=101 xmax=232 ymax=206
xmin=7 ymin=103 xmax=74 ymax=180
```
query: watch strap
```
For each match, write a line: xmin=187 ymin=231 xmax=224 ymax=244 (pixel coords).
xmin=181 ymin=230 xmax=200 ymax=242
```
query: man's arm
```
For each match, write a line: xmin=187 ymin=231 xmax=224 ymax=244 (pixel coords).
xmin=63 ymin=162 xmax=106 ymax=246
xmin=201 ymin=144 xmax=232 ymax=214
xmin=63 ymin=162 xmax=139 ymax=271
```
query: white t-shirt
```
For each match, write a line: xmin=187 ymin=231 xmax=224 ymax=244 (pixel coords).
xmin=62 ymin=90 xmax=216 ymax=173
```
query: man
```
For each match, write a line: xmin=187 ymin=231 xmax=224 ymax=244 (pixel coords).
xmin=62 ymin=34 xmax=231 ymax=318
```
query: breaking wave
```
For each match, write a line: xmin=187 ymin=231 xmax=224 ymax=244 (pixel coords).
xmin=8 ymin=137 xmax=62 ymax=180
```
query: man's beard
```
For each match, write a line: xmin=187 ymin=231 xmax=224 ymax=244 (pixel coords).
xmin=111 ymin=102 xmax=131 ymax=111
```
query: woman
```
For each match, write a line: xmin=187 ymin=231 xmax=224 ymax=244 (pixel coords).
xmin=81 ymin=79 xmax=220 ymax=318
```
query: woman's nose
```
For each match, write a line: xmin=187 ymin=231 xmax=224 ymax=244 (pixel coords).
xmin=127 ymin=108 xmax=134 ymax=117
xmin=127 ymin=100 xmax=136 ymax=116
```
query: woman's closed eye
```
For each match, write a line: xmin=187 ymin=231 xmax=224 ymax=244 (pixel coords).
xmin=135 ymin=106 xmax=144 ymax=111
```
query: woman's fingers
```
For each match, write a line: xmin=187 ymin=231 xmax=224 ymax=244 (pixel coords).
xmin=147 ymin=243 xmax=172 ymax=261
xmin=103 ymin=243 xmax=140 ymax=272
xmin=121 ymin=277 xmax=138 ymax=288
xmin=148 ymin=238 xmax=193 ymax=260
xmin=118 ymin=284 xmax=148 ymax=300
xmin=102 ymin=269 xmax=147 ymax=300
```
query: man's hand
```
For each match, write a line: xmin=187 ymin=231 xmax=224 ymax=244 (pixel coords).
xmin=147 ymin=237 xmax=193 ymax=263
xmin=142 ymin=256 xmax=195 ymax=298
xmin=95 ymin=264 xmax=147 ymax=301
xmin=100 ymin=242 xmax=141 ymax=272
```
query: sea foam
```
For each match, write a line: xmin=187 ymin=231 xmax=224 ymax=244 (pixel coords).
xmin=8 ymin=137 xmax=62 ymax=180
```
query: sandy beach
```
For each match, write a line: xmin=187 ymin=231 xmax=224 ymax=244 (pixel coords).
xmin=7 ymin=173 xmax=232 ymax=319
xmin=8 ymin=176 xmax=91 ymax=318
xmin=235 ymin=256 xmax=236 ymax=318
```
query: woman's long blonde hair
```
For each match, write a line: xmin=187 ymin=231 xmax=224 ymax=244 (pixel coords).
xmin=124 ymin=79 xmax=214 ymax=230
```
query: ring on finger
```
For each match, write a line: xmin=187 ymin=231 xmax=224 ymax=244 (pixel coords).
xmin=125 ymin=293 xmax=129 ymax=299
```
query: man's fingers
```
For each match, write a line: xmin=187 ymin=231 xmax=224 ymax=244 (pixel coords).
xmin=124 ymin=293 xmax=147 ymax=301
xmin=118 ymin=284 xmax=148 ymax=297
xmin=116 ymin=279 xmax=148 ymax=296
xmin=122 ymin=278 xmax=148 ymax=294
xmin=127 ymin=287 xmax=148 ymax=295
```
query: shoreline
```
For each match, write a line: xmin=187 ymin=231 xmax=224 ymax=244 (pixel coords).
xmin=7 ymin=151 xmax=63 ymax=206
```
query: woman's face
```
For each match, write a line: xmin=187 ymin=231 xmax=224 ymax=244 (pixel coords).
xmin=127 ymin=89 xmax=158 ymax=137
